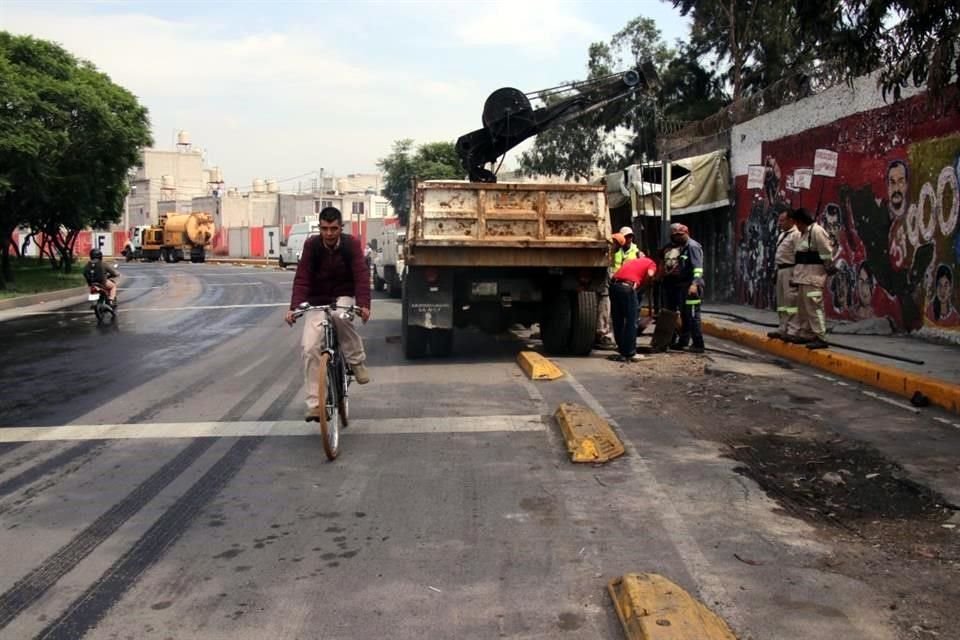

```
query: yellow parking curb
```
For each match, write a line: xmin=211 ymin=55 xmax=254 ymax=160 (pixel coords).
xmin=554 ymin=403 xmax=624 ymax=463
xmin=608 ymin=573 xmax=737 ymax=640
xmin=517 ymin=351 xmax=564 ymax=380
xmin=702 ymin=320 xmax=960 ymax=415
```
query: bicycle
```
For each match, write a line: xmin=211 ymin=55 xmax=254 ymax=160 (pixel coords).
xmin=289 ymin=301 xmax=360 ymax=460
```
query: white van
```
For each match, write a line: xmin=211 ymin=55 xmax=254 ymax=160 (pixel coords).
xmin=278 ymin=221 xmax=319 ymax=269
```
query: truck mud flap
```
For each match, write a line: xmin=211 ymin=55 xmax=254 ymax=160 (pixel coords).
xmin=404 ymin=268 xmax=454 ymax=330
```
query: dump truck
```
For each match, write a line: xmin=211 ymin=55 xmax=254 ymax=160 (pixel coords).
xmin=402 ymin=180 xmax=610 ymax=358
xmin=140 ymin=212 xmax=215 ymax=263
xmin=401 ymin=64 xmax=657 ymax=359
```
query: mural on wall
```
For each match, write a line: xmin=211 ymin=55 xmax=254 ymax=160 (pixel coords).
xmin=734 ymin=90 xmax=960 ymax=334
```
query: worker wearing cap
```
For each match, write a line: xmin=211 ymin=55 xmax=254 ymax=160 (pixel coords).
xmin=769 ymin=205 xmax=801 ymax=340
xmin=613 ymin=226 xmax=642 ymax=270
xmin=609 ymin=253 xmax=658 ymax=362
xmin=594 ymin=234 xmax=625 ymax=348
xmin=661 ymin=222 xmax=706 ymax=353
xmin=788 ymin=207 xmax=836 ymax=349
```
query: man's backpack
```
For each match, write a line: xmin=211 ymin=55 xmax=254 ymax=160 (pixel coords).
xmin=83 ymin=261 xmax=104 ymax=286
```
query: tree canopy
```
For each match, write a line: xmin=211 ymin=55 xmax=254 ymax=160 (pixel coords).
xmin=377 ymin=139 xmax=462 ymax=226
xmin=0 ymin=32 xmax=151 ymax=285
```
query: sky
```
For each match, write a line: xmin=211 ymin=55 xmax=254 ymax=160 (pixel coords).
xmin=1 ymin=0 xmax=690 ymax=192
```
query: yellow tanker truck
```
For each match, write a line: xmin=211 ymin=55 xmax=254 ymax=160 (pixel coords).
xmin=140 ymin=212 xmax=215 ymax=263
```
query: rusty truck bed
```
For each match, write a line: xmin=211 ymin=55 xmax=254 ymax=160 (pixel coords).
xmin=407 ymin=181 xmax=611 ymax=267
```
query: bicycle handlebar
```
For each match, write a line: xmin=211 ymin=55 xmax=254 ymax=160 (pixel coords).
xmin=289 ymin=302 xmax=363 ymax=321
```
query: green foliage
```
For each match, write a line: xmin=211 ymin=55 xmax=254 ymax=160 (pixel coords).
xmin=377 ymin=139 xmax=462 ymax=226
xmin=0 ymin=32 xmax=151 ymax=284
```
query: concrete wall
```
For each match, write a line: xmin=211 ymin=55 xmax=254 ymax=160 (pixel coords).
xmin=729 ymin=75 xmax=959 ymax=336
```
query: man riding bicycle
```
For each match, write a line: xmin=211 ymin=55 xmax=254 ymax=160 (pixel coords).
xmin=285 ymin=206 xmax=372 ymax=421
xmin=83 ymin=248 xmax=119 ymax=306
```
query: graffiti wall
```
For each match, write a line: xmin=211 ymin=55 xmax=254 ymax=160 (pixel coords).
xmin=733 ymin=87 xmax=960 ymax=335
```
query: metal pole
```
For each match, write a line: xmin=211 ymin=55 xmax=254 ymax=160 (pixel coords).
xmin=660 ymin=157 xmax=672 ymax=248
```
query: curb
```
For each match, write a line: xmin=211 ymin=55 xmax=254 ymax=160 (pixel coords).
xmin=702 ymin=319 xmax=960 ymax=415
xmin=608 ymin=573 xmax=737 ymax=640
xmin=206 ymin=258 xmax=278 ymax=269
xmin=0 ymin=286 xmax=88 ymax=312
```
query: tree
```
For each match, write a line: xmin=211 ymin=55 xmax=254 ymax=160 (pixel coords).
xmin=0 ymin=32 xmax=151 ymax=285
xmin=672 ymin=1 xmax=959 ymax=108
xmin=377 ymin=139 xmax=462 ymax=226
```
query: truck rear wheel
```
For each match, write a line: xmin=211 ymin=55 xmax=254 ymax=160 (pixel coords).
xmin=541 ymin=293 xmax=572 ymax=355
xmin=568 ymin=290 xmax=598 ymax=356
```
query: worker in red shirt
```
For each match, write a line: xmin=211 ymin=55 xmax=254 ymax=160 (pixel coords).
xmin=608 ymin=255 xmax=658 ymax=362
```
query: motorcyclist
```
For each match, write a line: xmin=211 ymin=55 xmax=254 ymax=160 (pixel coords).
xmin=83 ymin=248 xmax=120 ymax=306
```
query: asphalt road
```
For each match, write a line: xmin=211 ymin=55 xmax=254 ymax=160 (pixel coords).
xmin=0 ymin=263 xmax=956 ymax=639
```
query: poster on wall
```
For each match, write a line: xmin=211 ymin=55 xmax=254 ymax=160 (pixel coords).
xmin=794 ymin=168 xmax=813 ymax=189
xmin=746 ymin=165 xmax=765 ymax=189
xmin=813 ymin=149 xmax=838 ymax=177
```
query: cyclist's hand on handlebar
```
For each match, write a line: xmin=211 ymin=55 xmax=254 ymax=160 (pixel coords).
xmin=284 ymin=309 xmax=296 ymax=326
xmin=358 ymin=307 xmax=370 ymax=323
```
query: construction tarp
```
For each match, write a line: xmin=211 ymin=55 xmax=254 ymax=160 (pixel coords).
xmin=605 ymin=150 xmax=730 ymax=216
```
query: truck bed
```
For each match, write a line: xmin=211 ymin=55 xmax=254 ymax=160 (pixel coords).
xmin=408 ymin=181 xmax=610 ymax=267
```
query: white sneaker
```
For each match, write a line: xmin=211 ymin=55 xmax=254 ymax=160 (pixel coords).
xmin=352 ymin=363 xmax=370 ymax=384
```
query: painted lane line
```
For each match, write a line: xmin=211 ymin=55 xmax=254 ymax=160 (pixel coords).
xmin=859 ymin=389 xmax=920 ymax=414
xmin=0 ymin=415 xmax=546 ymax=443
xmin=932 ymin=416 xmax=960 ymax=431
xmin=562 ymin=371 xmax=744 ymax=632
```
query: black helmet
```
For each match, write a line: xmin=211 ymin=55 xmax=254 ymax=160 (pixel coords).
xmin=90 ymin=248 xmax=103 ymax=260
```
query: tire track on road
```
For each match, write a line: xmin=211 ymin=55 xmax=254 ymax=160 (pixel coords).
xmin=0 ymin=441 xmax=105 ymax=503
xmin=0 ymin=345 xmax=299 ymax=632
xmin=34 ymin=366 xmax=302 ymax=639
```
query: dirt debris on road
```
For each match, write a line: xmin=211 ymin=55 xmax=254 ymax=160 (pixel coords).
xmin=616 ymin=350 xmax=960 ymax=640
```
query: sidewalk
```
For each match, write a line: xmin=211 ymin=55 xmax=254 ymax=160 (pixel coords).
xmin=701 ymin=303 xmax=960 ymax=415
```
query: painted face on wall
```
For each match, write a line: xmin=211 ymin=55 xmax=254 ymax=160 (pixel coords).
xmin=937 ymin=271 xmax=953 ymax=305
xmin=886 ymin=162 xmax=908 ymax=219
xmin=856 ymin=265 xmax=874 ymax=308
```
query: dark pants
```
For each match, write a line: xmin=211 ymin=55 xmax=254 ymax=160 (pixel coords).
xmin=610 ymin=281 xmax=639 ymax=357
xmin=665 ymin=283 xmax=704 ymax=349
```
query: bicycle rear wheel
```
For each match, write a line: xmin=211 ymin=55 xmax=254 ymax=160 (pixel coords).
xmin=316 ymin=352 xmax=340 ymax=460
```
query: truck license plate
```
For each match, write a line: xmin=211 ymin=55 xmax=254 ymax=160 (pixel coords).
xmin=471 ymin=282 xmax=497 ymax=297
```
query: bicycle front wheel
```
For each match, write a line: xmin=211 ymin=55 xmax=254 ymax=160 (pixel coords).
xmin=316 ymin=352 xmax=340 ymax=460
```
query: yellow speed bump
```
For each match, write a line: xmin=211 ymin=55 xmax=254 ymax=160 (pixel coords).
xmin=608 ymin=573 xmax=737 ymax=640
xmin=554 ymin=402 xmax=624 ymax=463
xmin=517 ymin=351 xmax=564 ymax=380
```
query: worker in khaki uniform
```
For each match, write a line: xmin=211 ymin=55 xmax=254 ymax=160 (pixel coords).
xmin=767 ymin=206 xmax=801 ymax=340
xmin=787 ymin=207 xmax=836 ymax=349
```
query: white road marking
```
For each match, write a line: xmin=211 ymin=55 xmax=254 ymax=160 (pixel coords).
xmin=16 ymin=302 xmax=289 ymax=315
xmin=932 ymin=416 xmax=960 ymax=431
xmin=561 ymin=370 xmax=743 ymax=631
xmin=0 ymin=415 xmax=545 ymax=442
xmin=858 ymin=389 xmax=921 ymax=414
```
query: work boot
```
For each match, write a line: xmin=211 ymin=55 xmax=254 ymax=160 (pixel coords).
xmin=352 ymin=363 xmax=371 ymax=384
xmin=626 ymin=353 xmax=645 ymax=362
xmin=806 ymin=339 xmax=829 ymax=350
xmin=783 ymin=335 xmax=811 ymax=344
xmin=670 ymin=343 xmax=687 ymax=351
xmin=305 ymin=407 xmax=322 ymax=422
xmin=689 ymin=346 xmax=705 ymax=354
xmin=766 ymin=331 xmax=782 ymax=339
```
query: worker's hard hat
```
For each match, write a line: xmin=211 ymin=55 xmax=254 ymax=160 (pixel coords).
xmin=618 ymin=226 xmax=634 ymax=237
xmin=611 ymin=233 xmax=626 ymax=247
